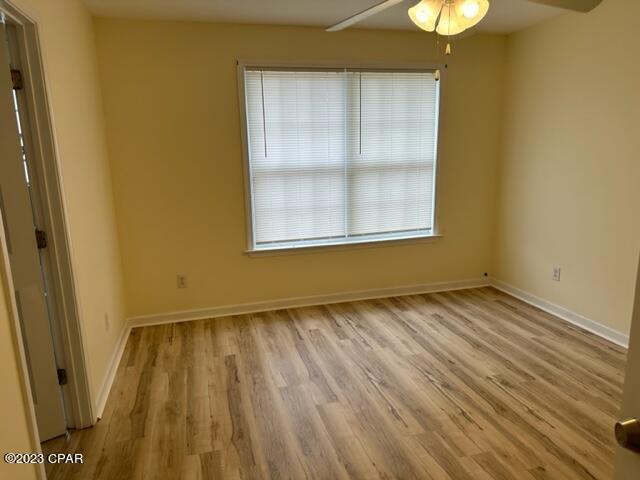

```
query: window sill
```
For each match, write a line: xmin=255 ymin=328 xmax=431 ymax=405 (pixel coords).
xmin=245 ymin=233 xmax=442 ymax=257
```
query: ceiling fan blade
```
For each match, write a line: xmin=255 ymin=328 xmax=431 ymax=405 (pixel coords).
xmin=525 ymin=0 xmax=602 ymax=12
xmin=326 ymin=0 xmax=406 ymax=32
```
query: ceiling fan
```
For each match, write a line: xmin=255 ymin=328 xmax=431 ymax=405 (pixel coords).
xmin=326 ymin=0 xmax=603 ymax=35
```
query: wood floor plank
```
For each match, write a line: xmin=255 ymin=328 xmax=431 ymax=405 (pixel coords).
xmin=43 ymin=287 xmax=625 ymax=480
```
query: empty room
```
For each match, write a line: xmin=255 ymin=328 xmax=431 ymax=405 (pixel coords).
xmin=1 ymin=0 xmax=639 ymax=479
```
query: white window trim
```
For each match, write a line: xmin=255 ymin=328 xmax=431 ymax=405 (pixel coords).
xmin=236 ymin=59 xmax=446 ymax=255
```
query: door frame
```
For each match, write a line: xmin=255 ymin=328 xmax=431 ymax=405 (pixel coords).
xmin=0 ymin=0 xmax=94 ymax=434
xmin=614 ymin=255 xmax=640 ymax=478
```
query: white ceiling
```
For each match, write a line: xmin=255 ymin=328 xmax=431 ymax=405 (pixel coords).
xmin=82 ymin=0 xmax=566 ymax=34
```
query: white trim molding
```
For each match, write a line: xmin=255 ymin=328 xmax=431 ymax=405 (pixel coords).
xmin=2 ymin=0 xmax=95 ymax=430
xmin=129 ymin=277 xmax=490 ymax=328
xmin=236 ymin=60 xmax=446 ymax=255
xmin=94 ymin=323 xmax=131 ymax=420
xmin=491 ymin=279 xmax=629 ymax=348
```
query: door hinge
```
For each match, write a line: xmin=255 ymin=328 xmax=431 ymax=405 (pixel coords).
xmin=57 ymin=368 xmax=68 ymax=386
xmin=11 ymin=69 xmax=23 ymax=90
xmin=35 ymin=229 xmax=47 ymax=249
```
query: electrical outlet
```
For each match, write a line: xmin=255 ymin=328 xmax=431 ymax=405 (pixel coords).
xmin=104 ymin=313 xmax=110 ymax=332
xmin=177 ymin=274 xmax=187 ymax=288
xmin=552 ymin=266 xmax=561 ymax=282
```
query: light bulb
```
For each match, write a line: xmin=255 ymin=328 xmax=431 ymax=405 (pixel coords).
xmin=416 ymin=7 xmax=429 ymax=22
xmin=454 ymin=0 xmax=490 ymax=30
xmin=461 ymin=1 xmax=480 ymax=18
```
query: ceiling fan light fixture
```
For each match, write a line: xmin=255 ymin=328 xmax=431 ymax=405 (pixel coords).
xmin=408 ymin=0 xmax=442 ymax=32
xmin=408 ymin=0 xmax=490 ymax=36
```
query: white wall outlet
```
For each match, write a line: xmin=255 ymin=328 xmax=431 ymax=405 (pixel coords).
xmin=104 ymin=313 xmax=110 ymax=332
xmin=177 ymin=274 xmax=188 ymax=288
xmin=552 ymin=266 xmax=561 ymax=282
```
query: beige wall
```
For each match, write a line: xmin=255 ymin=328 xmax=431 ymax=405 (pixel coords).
xmin=93 ymin=19 xmax=506 ymax=318
xmin=7 ymin=0 xmax=127 ymax=409
xmin=495 ymin=0 xmax=640 ymax=335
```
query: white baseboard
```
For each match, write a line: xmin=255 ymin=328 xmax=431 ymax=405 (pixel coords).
xmin=94 ymin=323 xmax=131 ymax=420
xmin=491 ymin=279 xmax=629 ymax=348
xmin=128 ymin=277 xmax=491 ymax=328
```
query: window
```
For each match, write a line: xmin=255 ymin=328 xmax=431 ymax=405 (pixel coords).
xmin=241 ymin=65 xmax=440 ymax=251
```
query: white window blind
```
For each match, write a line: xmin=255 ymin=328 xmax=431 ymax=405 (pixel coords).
xmin=243 ymin=67 xmax=439 ymax=250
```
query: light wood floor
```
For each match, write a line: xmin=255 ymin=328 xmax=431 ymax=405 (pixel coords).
xmin=43 ymin=287 xmax=626 ymax=480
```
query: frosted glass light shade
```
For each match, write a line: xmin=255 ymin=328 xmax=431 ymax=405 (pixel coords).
xmin=435 ymin=4 xmax=467 ymax=36
xmin=408 ymin=0 xmax=442 ymax=32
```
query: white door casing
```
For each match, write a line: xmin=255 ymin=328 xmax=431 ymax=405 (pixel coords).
xmin=614 ymin=256 xmax=640 ymax=478
xmin=0 ymin=18 xmax=66 ymax=441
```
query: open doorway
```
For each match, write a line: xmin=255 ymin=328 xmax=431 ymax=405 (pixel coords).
xmin=0 ymin=3 xmax=94 ymax=448
xmin=1 ymin=18 xmax=66 ymax=442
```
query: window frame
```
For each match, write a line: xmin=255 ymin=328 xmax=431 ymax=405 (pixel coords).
xmin=236 ymin=59 xmax=445 ymax=255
